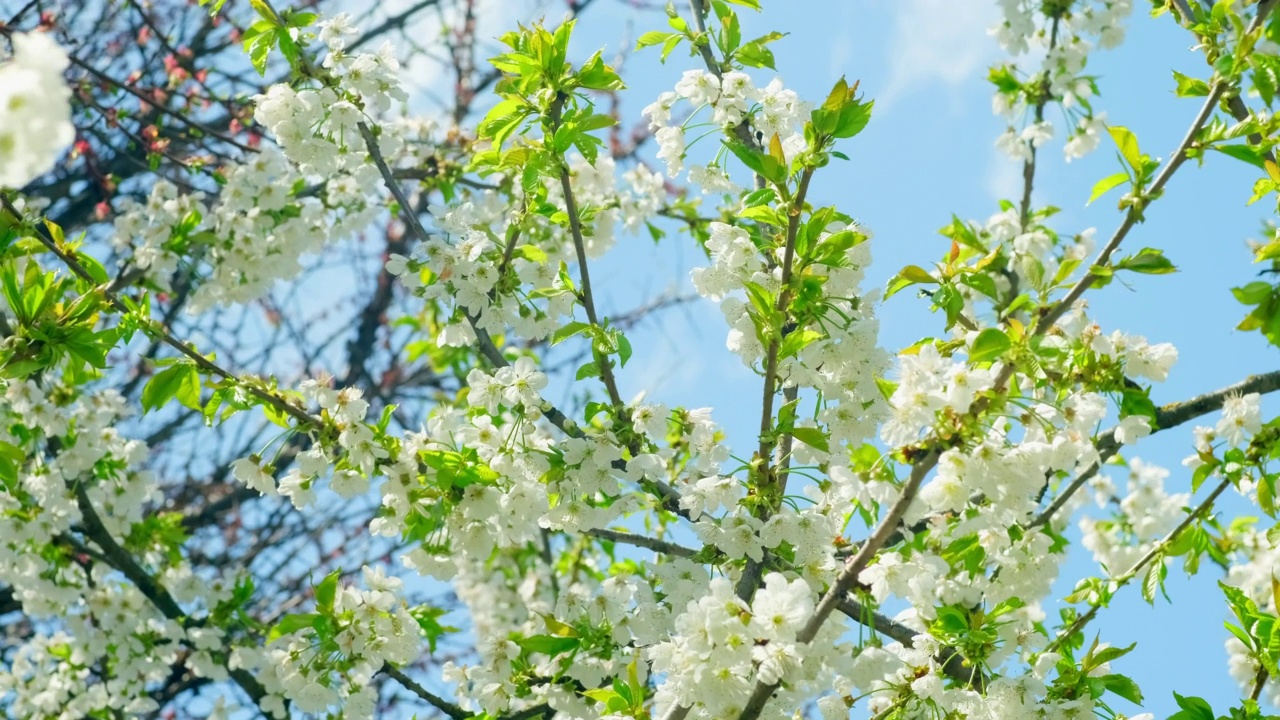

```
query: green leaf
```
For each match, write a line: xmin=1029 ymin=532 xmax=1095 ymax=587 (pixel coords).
xmin=1085 ymin=641 xmax=1136 ymax=671
xmin=790 ymin=426 xmax=830 ymax=453
xmin=582 ymin=688 xmax=624 ymax=708
xmin=286 ymin=11 xmax=318 ymax=28
xmin=1169 ymin=694 xmax=1215 ymax=720
xmin=248 ymin=0 xmax=282 ymax=23
xmin=738 ymin=205 xmax=781 ymax=224
xmin=266 ymin=613 xmax=320 ymax=644
xmin=576 ymin=51 xmax=624 ymax=91
xmin=76 ymin=252 xmax=110 ymax=285
xmin=832 ymin=100 xmax=873 ymax=139
xmin=736 ymin=40 xmax=776 ymax=69
xmin=1108 ymin=125 xmax=1142 ymax=171
xmin=779 ymin=328 xmax=823 ymax=360
xmin=576 ymin=361 xmax=600 ymax=380
xmin=552 ymin=321 xmax=591 ymax=345
xmin=248 ymin=29 xmax=277 ymax=76
xmin=615 ymin=332 xmax=633 ymax=367
xmin=516 ymin=634 xmax=580 ymax=656
xmin=1233 ymin=281 xmax=1273 ymax=305
xmin=885 ymin=264 xmax=938 ymax=298
xmin=1088 ymin=171 xmax=1129 ymax=205
xmin=1098 ymin=673 xmax=1144 ymax=704
xmin=636 ymin=31 xmax=676 ymax=49
xmin=931 ymin=605 xmax=970 ymax=635
xmin=1115 ymin=247 xmax=1176 ymax=275
xmin=516 ymin=244 xmax=548 ymax=263
xmin=141 ymin=363 xmax=199 ymax=414
xmin=315 ymin=569 xmax=340 ymax=613
xmin=1256 ymin=238 xmax=1280 ymax=263
xmin=1142 ymin=555 xmax=1167 ymax=604
xmin=1173 ymin=70 xmax=1211 ymax=97
xmin=660 ymin=34 xmax=684 ymax=62
xmin=725 ymin=140 xmax=786 ymax=185
xmin=969 ymin=328 xmax=1011 ymax=364
xmin=1214 ymin=143 xmax=1270 ymax=169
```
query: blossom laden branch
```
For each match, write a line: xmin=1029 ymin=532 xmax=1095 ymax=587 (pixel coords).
xmin=0 ymin=197 xmax=320 ymax=431
xmin=1031 ymin=368 xmax=1280 ymax=529
xmin=1044 ymin=476 xmax=1234 ymax=654
xmin=70 ymin=481 xmax=270 ymax=704
xmin=732 ymin=449 xmax=938 ymax=720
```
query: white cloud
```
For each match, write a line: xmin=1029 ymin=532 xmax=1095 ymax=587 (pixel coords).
xmin=878 ymin=0 xmax=1000 ymax=107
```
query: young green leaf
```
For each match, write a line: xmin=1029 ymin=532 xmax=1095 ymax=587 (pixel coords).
xmin=969 ymin=328 xmax=1011 ymax=364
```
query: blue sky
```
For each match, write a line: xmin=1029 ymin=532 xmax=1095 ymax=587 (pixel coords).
xmin=522 ymin=0 xmax=1280 ymax=716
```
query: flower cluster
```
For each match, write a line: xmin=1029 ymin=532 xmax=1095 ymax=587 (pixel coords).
xmin=0 ymin=32 xmax=74 ymax=188
xmin=239 ymin=566 xmax=420 ymax=719
xmin=1080 ymin=459 xmax=1190 ymax=575
xmin=991 ymin=0 xmax=1133 ymax=162
xmin=644 ymin=70 xmax=807 ymax=187
xmin=0 ymin=380 xmax=251 ymax=719
xmin=648 ymin=573 xmax=833 ymax=717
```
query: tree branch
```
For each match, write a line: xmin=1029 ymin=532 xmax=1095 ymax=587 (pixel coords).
xmin=587 ymin=528 xmax=697 ymax=557
xmin=382 ymin=664 xmax=469 ymax=720
xmin=549 ymin=96 xmax=625 ymax=409
xmin=730 ymin=450 xmax=938 ymax=720
xmin=1044 ymin=476 xmax=1232 ymax=654
xmin=836 ymin=596 xmax=985 ymax=689
xmin=1029 ymin=368 xmax=1280 ymax=529
xmin=736 ymin=168 xmax=814 ymax=600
